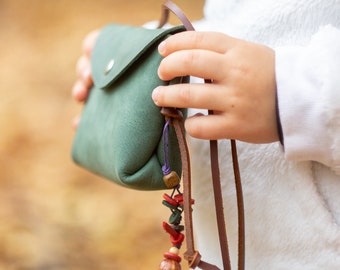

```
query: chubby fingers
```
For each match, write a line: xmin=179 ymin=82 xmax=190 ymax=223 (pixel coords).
xmin=158 ymin=49 xmax=227 ymax=81
xmin=82 ymin=29 xmax=100 ymax=57
xmin=152 ymin=83 xmax=236 ymax=140
xmin=157 ymin=31 xmax=239 ymax=81
xmin=152 ymin=83 xmax=232 ymax=111
xmin=72 ymin=55 xmax=92 ymax=102
xmin=158 ymin=31 xmax=237 ymax=56
xmin=76 ymin=55 xmax=92 ymax=84
xmin=184 ymin=113 xmax=232 ymax=140
xmin=72 ymin=30 xmax=99 ymax=129
xmin=72 ymin=30 xmax=99 ymax=102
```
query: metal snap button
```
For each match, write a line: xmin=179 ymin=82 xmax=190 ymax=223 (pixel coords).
xmin=104 ymin=59 xmax=114 ymax=74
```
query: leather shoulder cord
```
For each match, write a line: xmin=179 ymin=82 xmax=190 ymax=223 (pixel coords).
xmin=160 ymin=2 xmax=245 ymax=270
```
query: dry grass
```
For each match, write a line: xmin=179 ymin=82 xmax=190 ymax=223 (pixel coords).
xmin=0 ymin=1 xmax=203 ymax=269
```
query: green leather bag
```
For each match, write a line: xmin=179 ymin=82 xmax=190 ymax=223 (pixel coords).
xmin=71 ymin=24 xmax=188 ymax=190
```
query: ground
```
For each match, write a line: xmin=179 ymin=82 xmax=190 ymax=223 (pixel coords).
xmin=0 ymin=1 xmax=203 ymax=269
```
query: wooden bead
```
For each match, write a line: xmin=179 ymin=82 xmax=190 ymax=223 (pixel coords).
xmin=163 ymin=171 xmax=180 ymax=188
xmin=169 ymin=247 xmax=180 ymax=255
xmin=159 ymin=258 xmax=181 ymax=270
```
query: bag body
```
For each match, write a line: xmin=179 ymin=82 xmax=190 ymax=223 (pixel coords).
xmin=72 ymin=24 xmax=188 ymax=190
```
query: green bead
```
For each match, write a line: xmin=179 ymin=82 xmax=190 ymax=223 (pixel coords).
xmin=169 ymin=209 xmax=182 ymax=225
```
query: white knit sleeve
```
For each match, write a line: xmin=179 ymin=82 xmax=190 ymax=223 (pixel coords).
xmin=275 ymin=25 xmax=340 ymax=174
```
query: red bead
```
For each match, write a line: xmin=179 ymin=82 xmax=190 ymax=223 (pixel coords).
xmin=162 ymin=222 xmax=185 ymax=246
xmin=162 ymin=222 xmax=180 ymax=238
xmin=173 ymin=194 xmax=184 ymax=205
xmin=170 ymin=232 xmax=185 ymax=246
xmin=164 ymin=252 xmax=181 ymax=262
xmin=163 ymin=193 xmax=179 ymax=207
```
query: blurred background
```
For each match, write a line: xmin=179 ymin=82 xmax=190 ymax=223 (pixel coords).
xmin=0 ymin=0 xmax=203 ymax=269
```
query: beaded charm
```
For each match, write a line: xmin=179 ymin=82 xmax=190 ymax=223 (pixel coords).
xmin=159 ymin=247 xmax=181 ymax=270
xmin=159 ymin=188 xmax=185 ymax=270
xmin=159 ymin=116 xmax=194 ymax=269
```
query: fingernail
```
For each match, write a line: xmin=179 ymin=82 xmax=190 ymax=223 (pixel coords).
xmin=72 ymin=116 xmax=80 ymax=130
xmin=72 ymin=81 xmax=86 ymax=101
xmin=158 ymin=41 xmax=166 ymax=55
xmin=72 ymin=81 xmax=81 ymax=97
xmin=152 ymin=87 xmax=160 ymax=104
xmin=81 ymin=68 xmax=91 ymax=82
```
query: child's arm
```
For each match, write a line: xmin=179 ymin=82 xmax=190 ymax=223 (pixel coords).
xmin=275 ymin=25 xmax=340 ymax=174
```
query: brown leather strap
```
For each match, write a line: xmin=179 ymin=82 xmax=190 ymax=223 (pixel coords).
xmin=160 ymin=2 xmax=245 ymax=270
xmin=177 ymin=134 xmax=219 ymax=270
xmin=231 ymin=140 xmax=245 ymax=270
xmin=163 ymin=108 xmax=220 ymax=270
xmin=208 ymin=109 xmax=245 ymax=270
xmin=163 ymin=108 xmax=244 ymax=270
xmin=209 ymin=133 xmax=232 ymax=269
xmin=159 ymin=0 xmax=195 ymax=31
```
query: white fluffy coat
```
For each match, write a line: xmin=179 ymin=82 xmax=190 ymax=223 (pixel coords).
xmin=188 ymin=0 xmax=340 ymax=269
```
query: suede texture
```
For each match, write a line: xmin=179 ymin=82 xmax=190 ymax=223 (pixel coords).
xmin=72 ymin=24 xmax=188 ymax=190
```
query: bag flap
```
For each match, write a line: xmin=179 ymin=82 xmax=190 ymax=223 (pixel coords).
xmin=91 ymin=24 xmax=186 ymax=89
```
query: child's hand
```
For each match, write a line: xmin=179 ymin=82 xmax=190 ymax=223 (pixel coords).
xmin=71 ymin=30 xmax=99 ymax=128
xmin=152 ymin=31 xmax=279 ymax=143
